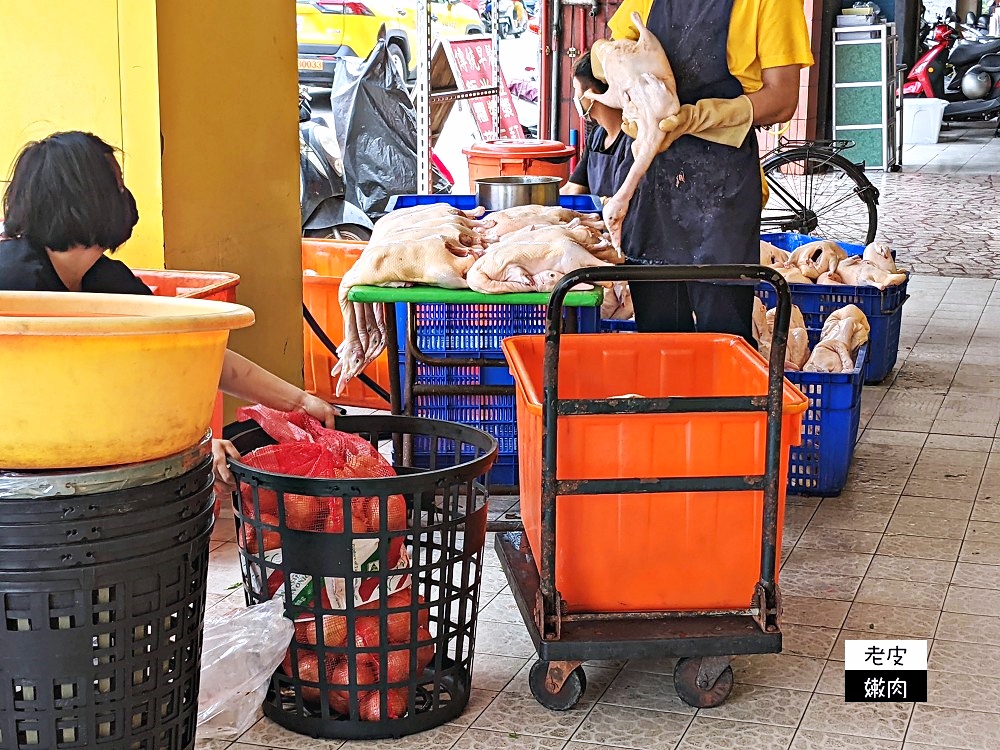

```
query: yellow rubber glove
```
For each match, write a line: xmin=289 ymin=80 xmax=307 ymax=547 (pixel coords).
xmin=657 ymin=95 xmax=755 ymax=151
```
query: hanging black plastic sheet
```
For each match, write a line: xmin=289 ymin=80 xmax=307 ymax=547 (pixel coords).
xmin=330 ymin=41 xmax=451 ymax=218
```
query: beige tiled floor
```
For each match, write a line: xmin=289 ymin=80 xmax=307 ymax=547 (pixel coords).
xmin=871 ymin=120 xmax=1000 ymax=279
xmin=201 ymin=274 xmax=1000 ymax=749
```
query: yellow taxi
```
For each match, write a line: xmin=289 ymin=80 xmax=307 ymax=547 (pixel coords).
xmin=297 ymin=0 xmax=485 ymax=86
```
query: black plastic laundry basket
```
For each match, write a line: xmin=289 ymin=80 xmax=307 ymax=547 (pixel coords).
xmin=226 ymin=414 xmax=496 ymax=741
xmin=0 ymin=438 xmax=215 ymax=750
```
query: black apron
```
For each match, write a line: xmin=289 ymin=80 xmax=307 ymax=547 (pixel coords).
xmin=586 ymin=125 xmax=634 ymax=199
xmin=621 ymin=0 xmax=760 ymax=267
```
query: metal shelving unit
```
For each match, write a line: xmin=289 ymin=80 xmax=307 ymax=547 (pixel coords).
xmin=832 ymin=22 xmax=901 ymax=171
xmin=414 ymin=0 xmax=502 ymax=193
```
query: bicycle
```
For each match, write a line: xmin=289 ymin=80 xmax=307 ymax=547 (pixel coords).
xmin=760 ymin=136 xmax=881 ymax=247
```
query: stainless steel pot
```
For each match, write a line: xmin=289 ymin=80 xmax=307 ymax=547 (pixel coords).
xmin=474 ymin=176 xmax=561 ymax=210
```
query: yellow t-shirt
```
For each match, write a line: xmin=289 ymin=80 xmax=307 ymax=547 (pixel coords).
xmin=608 ymin=0 xmax=814 ymax=206
xmin=607 ymin=0 xmax=815 ymax=93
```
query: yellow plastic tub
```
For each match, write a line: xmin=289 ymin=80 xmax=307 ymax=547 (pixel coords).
xmin=0 ymin=291 xmax=255 ymax=470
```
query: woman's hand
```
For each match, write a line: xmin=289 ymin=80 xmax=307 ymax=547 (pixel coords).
xmin=212 ymin=438 xmax=241 ymax=497
xmin=298 ymin=393 xmax=339 ymax=428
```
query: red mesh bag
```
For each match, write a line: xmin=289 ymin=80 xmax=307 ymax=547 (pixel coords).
xmin=236 ymin=405 xmax=395 ymax=479
xmin=237 ymin=443 xmax=338 ymax=533
xmin=234 ymin=406 xmax=406 ymax=549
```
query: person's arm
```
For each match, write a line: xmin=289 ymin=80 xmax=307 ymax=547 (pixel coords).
xmin=750 ymin=0 xmax=814 ymax=126
xmin=745 ymin=65 xmax=802 ymax=127
xmin=212 ymin=349 xmax=339 ymax=493
xmin=561 ymin=181 xmax=588 ymax=196
xmin=218 ymin=349 xmax=337 ymax=426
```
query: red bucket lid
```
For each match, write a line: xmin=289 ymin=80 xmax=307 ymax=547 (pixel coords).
xmin=463 ymin=139 xmax=575 ymax=158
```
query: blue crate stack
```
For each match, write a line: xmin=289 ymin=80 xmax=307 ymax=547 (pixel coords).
xmin=783 ymin=333 xmax=868 ymax=496
xmin=388 ymin=195 xmax=603 ymax=486
xmin=757 ymin=233 xmax=908 ymax=384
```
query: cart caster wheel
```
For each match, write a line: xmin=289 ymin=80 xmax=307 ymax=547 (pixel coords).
xmin=528 ymin=661 xmax=587 ymax=711
xmin=673 ymin=657 xmax=734 ymax=708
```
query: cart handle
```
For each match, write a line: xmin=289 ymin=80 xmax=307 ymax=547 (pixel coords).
xmin=543 ymin=264 xmax=793 ymax=415
xmin=539 ymin=264 xmax=793 ymax=626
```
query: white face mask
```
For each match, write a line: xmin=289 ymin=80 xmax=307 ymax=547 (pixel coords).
xmin=573 ymin=94 xmax=595 ymax=122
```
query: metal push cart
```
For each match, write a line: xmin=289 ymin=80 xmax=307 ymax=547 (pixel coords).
xmin=496 ymin=264 xmax=798 ymax=710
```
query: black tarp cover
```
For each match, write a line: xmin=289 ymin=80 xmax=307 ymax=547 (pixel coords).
xmin=330 ymin=40 xmax=451 ymax=217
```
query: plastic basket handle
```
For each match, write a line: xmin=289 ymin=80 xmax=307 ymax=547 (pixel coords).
xmin=882 ymin=292 xmax=910 ymax=316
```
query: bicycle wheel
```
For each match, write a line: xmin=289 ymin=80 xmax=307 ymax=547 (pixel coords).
xmin=761 ymin=148 xmax=879 ymax=246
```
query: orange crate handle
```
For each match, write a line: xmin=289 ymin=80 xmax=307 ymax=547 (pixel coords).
xmin=535 ymin=264 xmax=794 ymax=639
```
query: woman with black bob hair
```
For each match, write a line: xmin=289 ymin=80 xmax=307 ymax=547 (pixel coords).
xmin=0 ymin=131 xmax=340 ymax=491
xmin=1 ymin=131 xmax=147 ymax=293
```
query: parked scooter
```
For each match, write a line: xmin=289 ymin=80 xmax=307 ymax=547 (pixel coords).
xmin=942 ymin=8 xmax=990 ymax=42
xmin=960 ymin=10 xmax=995 ymax=40
xmin=905 ymin=16 xmax=1000 ymax=130
xmin=482 ymin=0 xmax=514 ymax=39
xmin=946 ymin=52 xmax=1000 ymax=126
xmin=299 ymin=88 xmax=375 ymax=241
xmin=905 ymin=19 xmax=958 ymax=98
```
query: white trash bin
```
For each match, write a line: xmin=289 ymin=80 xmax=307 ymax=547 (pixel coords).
xmin=903 ymin=98 xmax=948 ymax=145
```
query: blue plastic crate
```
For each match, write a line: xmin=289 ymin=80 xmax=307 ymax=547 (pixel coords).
xmin=401 ymin=447 xmax=519 ymax=488
xmin=396 ymin=302 xmax=599 ymax=356
xmin=407 ymin=393 xmax=518 ymax=454
xmin=386 ymin=194 xmax=603 ymax=213
xmin=783 ymin=334 xmax=867 ymax=497
xmin=393 ymin=360 xmax=519 ymax=486
xmin=758 ymin=232 xmax=907 ymax=385
xmin=397 ymin=359 xmax=514 ymax=393
xmin=757 ymin=294 xmax=909 ymax=385
xmin=600 ymin=318 xmax=638 ymax=332
xmin=394 ymin=391 xmax=520 ymax=487
xmin=760 ymin=232 xmax=866 ymax=257
xmin=757 ymin=233 xmax=908 ymax=320
xmin=394 ymin=361 xmax=520 ymax=486
xmin=601 ymin=233 xmax=897 ymax=335
xmin=755 ymin=279 xmax=908 ymax=327
xmin=864 ymin=304 xmax=904 ymax=384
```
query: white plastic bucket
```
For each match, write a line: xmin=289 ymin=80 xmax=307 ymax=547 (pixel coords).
xmin=903 ymin=98 xmax=948 ymax=145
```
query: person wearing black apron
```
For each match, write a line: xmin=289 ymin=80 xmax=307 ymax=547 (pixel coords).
xmin=562 ymin=50 xmax=635 ymax=201
xmin=606 ymin=0 xmax=812 ymax=344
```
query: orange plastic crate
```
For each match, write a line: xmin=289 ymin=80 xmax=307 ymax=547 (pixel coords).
xmin=502 ymin=333 xmax=807 ymax=614
xmin=133 ymin=269 xmax=241 ymax=440
xmin=133 ymin=269 xmax=240 ymax=303
xmin=302 ymin=239 xmax=393 ymax=410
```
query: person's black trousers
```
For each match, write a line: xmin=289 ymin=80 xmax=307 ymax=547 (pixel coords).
xmin=629 ymin=279 xmax=757 ymax=348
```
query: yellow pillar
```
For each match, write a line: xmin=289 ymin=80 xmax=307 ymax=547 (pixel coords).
xmin=0 ymin=0 xmax=304 ymax=401
xmin=155 ymin=0 xmax=305 ymax=398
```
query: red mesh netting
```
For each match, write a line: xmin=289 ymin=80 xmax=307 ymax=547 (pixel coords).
xmin=236 ymin=405 xmax=395 ymax=479
xmin=234 ymin=406 xmax=404 ymax=543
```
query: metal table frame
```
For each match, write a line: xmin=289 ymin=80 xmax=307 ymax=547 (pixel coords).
xmin=346 ymin=284 xmax=603 ymax=496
